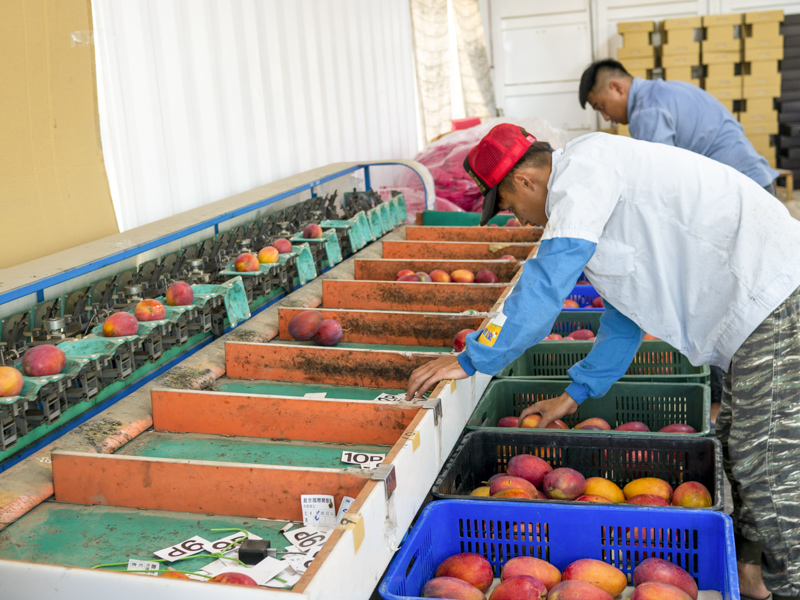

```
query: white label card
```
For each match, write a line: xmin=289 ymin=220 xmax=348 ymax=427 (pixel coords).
xmin=336 ymin=496 xmax=355 ymax=522
xmin=265 ymin=566 xmax=302 ymax=588
xmin=284 ymin=526 xmax=332 ymax=553
xmin=373 ymin=393 xmax=406 ymax=402
xmin=127 ymin=559 xmax=160 ymax=575
xmin=341 ymin=451 xmax=384 ymax=469
xmin=301 ymin=495 xmax=336 ymax=528
xmin=154 ymin=536 xmax=211 ymax=562
xmin=202 ymin=531 xmax=261 ymax=554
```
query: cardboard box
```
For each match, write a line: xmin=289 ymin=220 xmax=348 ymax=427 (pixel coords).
xmin=662 ymin=16 xmax=702 ymax=29
xmin=744 ymin=60 xmax=780 ymax=78
xmin=623 ymin=56 xmax=657 ymax=70
xmin=661 ymin=54 xmax=701 ymax=68
xmin=764 ymin=153 xmax=777 ymax=168
xmin=0 ymin=0 xmax=118 ymax=269
xmin=738 ymin=109 xmax=778 ymax=124
xmin=743 ymin=80 xmax=782 ymax=98
xmin=663 ymin=28 xmax=699 ymax=45
xmin=704 ymin=24 xmax=741 ymax=41
xmin=701 ymin=39 xmax=743 ymax=53
xmin=705 ymin=85 xmax=743 ymax=101
xmin=706 ymin=63 xmax=737 ymax=78
xmin=744 ymin=35 xmax=784 ymax=50
xmin=745 ymin=46 xmax=784 ymax=61
xmin=664 ymin=66 xmax=702 ymax=85
xmin=703 ymin=51 xmax=743 ymax=65
xmin=744 ymin=97 xmax=776 ymax=113
xmin=627 ymin=68 xmax=650 ymax=79
xmin=618 ymin=21 xmax=655 ymax=34
xmin=742 ymin=120 xmax=779 ymax=136
xmin=662 ymin=40 xmax=701 ymax=55
xmin=706 ymin=74 xmax=742 ymax=88
xmin=716 ymin=98 xmax=735 ymax=113
xmin=621 ymin=31 xmax=652 ymax=48
xmin=618 ymin=45 xmax=656 ymax=59
xmin=744 ymin=21 xmax=781 ymax=40
xmin=703 ymin=13 xmax=744 ymax=26
xmin=744 ymin=10 xmax=784 ymax=24
xmin=748 ymin=133 xmax=773 ymax=155
xmin=617 ymin=124 xmax=631 ymax=137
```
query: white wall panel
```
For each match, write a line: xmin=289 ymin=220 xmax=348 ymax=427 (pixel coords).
xmin=491 ymin=0 xmax=595 ymax=138
xmin=92 ymin=0 xmax=419 ymax=232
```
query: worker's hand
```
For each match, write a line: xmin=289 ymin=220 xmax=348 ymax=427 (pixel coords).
xmin=406 ymin=355 xmax=468 ymax=400
xmin=518 ymin=392 xmax=578 ymax=428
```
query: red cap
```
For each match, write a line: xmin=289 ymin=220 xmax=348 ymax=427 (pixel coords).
xmin=463 ymin=124 xmax=536 ymax=225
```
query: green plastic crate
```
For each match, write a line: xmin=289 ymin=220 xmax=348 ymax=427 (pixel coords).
xmin=498 ymin=340 xmax=710 ymax=383
xmin=467 ymin=379 xmax=711 ymax=436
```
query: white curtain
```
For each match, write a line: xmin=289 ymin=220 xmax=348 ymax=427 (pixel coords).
xmin=91 ymin=0 xmax=420 ymax=232
xmin=409 ymin=0 xmax=496 ymax=144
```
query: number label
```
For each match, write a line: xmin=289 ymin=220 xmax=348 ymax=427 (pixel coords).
xmin=341 ymin=451 xmax=385 ymax=469
xmin=154 ymin=536 xmax=210 ymax=562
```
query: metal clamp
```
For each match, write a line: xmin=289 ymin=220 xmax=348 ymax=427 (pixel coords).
xmin=370 ymin=464 xmax=397 ymax=501
xmin=422 ymin=396 xmax=442 ymax=426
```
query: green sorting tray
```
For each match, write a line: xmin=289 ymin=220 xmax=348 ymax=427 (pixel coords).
xmin=498 ymin=340 xmax=710 ymax=383
xmin=467 ymin=379 xmax=710 ymax=436
xmin=416 ymin=210 xmax=511 ymax=226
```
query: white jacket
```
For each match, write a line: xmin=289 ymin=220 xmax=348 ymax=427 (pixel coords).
xmin=542 ymin=132 xmax=800 ymax=369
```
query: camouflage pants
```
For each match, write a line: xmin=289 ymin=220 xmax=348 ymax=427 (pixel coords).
xmin=717 ymin=286 xmax=800 ymax=599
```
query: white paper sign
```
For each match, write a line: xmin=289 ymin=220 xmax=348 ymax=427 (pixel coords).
xmin=200 ymin=556 xmax=286 ymax=586
xmin=154 ymin=536 xmax=210 ymax=562
xmin=202 ymin=531 xmax=261 ymax=554
xmin=301 ymin=495 xmax=336 ymax=528
xmin=341 ymin=451 xmax=384 ymax=469
xmin=303 ymin=392 xmax=327 ymax=399
xmin=336 ymin=496 xmax=355 ymax=522
xmin=284 ymin=526 xmax=332 ymax=554
xmin=373 ymin=393 xmax=406 ymax=402
xmin=127 ymin=559 xmax=160 ymax=575
xmin=265 ymin=565 xmax=302 ymax=588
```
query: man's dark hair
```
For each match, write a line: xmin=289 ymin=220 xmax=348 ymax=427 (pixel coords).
xmin=579 ymin=59 xmax=631 ymax=109
xmin=498 ymin=142 xmax=554 ymax=194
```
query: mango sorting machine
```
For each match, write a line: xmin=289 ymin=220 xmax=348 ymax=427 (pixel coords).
xmin=0 ymin=166 xmax=413 ymax=468
xmin=0 ymin=162 xmax=542 ymax=599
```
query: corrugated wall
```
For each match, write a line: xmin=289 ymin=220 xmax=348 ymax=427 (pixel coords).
xmin=92 ymin=0 xmax=420 ymax=232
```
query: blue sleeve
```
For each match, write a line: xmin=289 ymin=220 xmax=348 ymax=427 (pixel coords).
xmin=457 ymin=237 xmax=595 ymax=376
xmin=565 ymin=300 xmax=645 ymax=403
xmin=629 ymin=107 xmax=677 ymax=146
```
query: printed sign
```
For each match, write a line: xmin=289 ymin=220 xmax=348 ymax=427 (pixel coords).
xmin=301 ymin=495 xmax=336 ymax=528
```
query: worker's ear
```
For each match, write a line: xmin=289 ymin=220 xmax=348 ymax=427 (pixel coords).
xmin=608 ymin=79 xmax=625 ymax=96
xmin=512 ymin=172 xmax=531 ymax=189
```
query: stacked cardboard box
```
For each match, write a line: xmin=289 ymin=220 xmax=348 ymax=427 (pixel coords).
xmin=661 ymin=16 xmax=703 ymax=87
xmin=702 ymin=14 xmax=743 ymax=114
xmin=617 ymin=21 xmax=657 ymax=80
xmin=777 ymin=13 xmax=798 ymax=182
xmin=739 ymin=10 xmax=783 ymax=168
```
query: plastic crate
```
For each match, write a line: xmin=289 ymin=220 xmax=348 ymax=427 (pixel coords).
xmin=564 ymin=284 xmax=603 ymax=310
xmin=498 ymin=340 xmax=710 ymax=384
xmin=432 ymin=430 xmax=724 ymax=511
xmin=467 ymin=380 xmax=711 ymax=436
xmin=550 ymin=310 xmax=602 ymax=337
xmin=379 ymin=500 xmax=737 ymax=600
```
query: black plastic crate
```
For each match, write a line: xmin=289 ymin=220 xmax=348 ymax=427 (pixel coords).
xmin=433 ymin=430 xmax=723 ymax=511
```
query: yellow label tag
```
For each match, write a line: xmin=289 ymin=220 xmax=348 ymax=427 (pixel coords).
xmin=478 ymin=322 xmax=502 ymax=347
xmin=402 ymin=430 xmax=421 ymax=451
xmin=450 ymin=379 xmax=457 ymax=393
xmin=341 ymin=513 xmax=365 ymax=553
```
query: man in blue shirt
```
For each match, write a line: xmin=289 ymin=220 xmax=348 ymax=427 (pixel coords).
xmin=406 ymin=123 xmax=800 ymax=600
xmin=578 ymin=59 xmax=778 ymax=193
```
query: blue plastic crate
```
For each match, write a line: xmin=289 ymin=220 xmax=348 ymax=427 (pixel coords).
xmin=564 ymin=284 xmax=603 ymax=311
xmin=379 ymin=500 xmax=737 ymax=600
